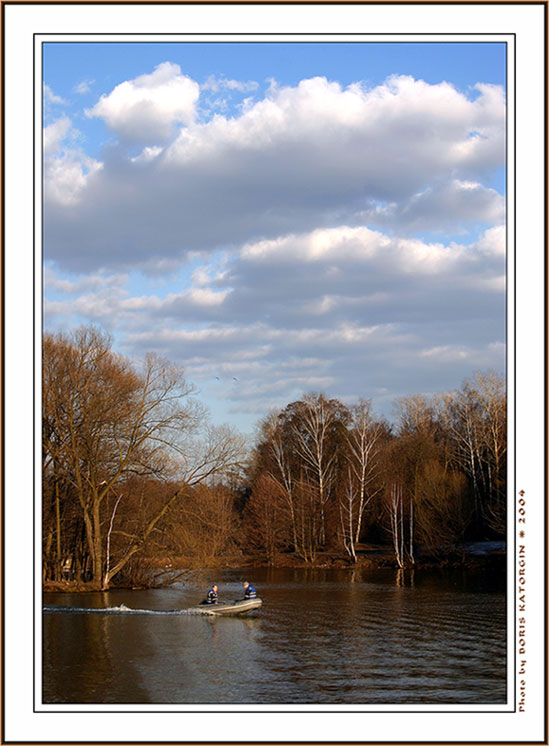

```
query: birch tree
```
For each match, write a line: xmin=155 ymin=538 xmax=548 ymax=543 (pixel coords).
xmin=387 ymin=482 xmax=405 ymax=569
xmin=290 ymin=393 xmax=345 ymax=547
xmin=435 ymin=371 xmax=506 ymax=536
xmin=343 ymin=400 xmax=384 ymax=545
xmin=392 ymin=395 xmax=438 ymax=563
xmin=339 ymin=469 xmax=359 ymax=562
xmin=471 ymin=371 xmax=506 ymax=534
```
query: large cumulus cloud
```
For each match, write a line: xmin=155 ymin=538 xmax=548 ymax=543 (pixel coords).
xmin=85 ymin=62 xmax=200 ymax=143
xmin=44 ymin=72 xmax=505 ymax=273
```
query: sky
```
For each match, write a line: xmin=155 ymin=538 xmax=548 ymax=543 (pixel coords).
xmin=43 ymin=41 xmax=507 ymax=433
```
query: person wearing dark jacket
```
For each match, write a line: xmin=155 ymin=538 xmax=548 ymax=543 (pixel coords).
xmin=243 ymin=581 xmax=257 ymax=599
xmin=205 ymin=584 xmax=218 ymax=604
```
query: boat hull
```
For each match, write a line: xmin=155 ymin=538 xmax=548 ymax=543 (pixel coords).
xmin=195 ymin=598 xmax=262 ymax=616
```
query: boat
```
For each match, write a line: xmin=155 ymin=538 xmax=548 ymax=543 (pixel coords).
xmin=194 ymin=597 xmax=262 ymax=616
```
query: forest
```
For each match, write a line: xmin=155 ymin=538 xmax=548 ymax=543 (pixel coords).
xmin=43 ymin=326 xmax=506 ymax=590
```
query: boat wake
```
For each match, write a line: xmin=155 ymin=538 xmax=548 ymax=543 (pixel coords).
xmin=43 ymin=604 xmax=213 ymax=616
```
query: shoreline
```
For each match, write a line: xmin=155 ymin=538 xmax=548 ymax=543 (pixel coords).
xmin=43 ymin=543 xmax=506 ymax=593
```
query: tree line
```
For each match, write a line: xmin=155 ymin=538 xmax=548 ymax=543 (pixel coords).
xmin=246 ymin=374 xmax=505 ymax=566
xmin=43 ymin=326 xmax=506 ymax=589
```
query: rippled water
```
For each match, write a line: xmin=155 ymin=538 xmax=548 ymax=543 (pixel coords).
xmin=42 ymin=566 xmax=506 ymax=705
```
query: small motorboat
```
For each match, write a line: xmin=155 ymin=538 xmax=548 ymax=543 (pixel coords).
xmin=194 ymin=597 xmax=262 ymax=616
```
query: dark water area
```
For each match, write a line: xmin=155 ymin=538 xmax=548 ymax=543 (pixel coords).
xmin=42 ymin=566 xmax=506 ymax=705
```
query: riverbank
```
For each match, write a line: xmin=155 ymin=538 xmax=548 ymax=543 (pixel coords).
xmin=42 ymin=542 xmax=506 ymax=592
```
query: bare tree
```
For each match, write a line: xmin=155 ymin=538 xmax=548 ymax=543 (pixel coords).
xmin=43 ymin=327 xmax=246 ymax=589
xmin=164 ymin=483 xmax=240 ymax=565
xmin=244 ymin=474 xmax=290 ymax=564
xmin=290 ymin=393 xmax=342 ymax=547
xmin=387 ymin=482 xmax=405 ymax=569
xmin=101 ymin=424 xmax=246 ymax=588
xmin=260 ymin=412 xmax=299 ymax=550
xmin=392 ymin=394 xmax=439 ymax=563
xmin=471 ymin=371 xmax=506 ymax=534
xmin=343 ymin=399 xmax=384 ymax=545
xmin=435 ymin=388 xmax=485 ymax=518
xmin=435 ymin=370 xmax=506 ymax=536
xmin=339 ymin=468 xmax=358 ymax=562
xmin=253 ymin=397 xmax=347 ymax=560
xmin=393 ymin=394 xmax=435 ymax=438
xmin=415 ymin=460 xmax=471 ymax=552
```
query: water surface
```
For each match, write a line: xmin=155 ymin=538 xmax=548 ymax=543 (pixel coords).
xmin=43 ymin=566 xmax=506 ymax=705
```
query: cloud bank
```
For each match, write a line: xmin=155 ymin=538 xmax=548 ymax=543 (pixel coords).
xmin=45 ymin=72 xmax=504 ymax=272
xmin=43 ymin=62 xmax=506 ymax=429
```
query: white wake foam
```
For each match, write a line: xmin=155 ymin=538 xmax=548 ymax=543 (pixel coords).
xmin=43 ymin=604 xmax=213 ymax=615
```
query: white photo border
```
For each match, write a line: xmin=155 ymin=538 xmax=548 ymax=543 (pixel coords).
xmin=3 ymin=2 xmax=546 ymax=743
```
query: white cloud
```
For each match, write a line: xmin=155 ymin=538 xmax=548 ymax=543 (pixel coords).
xmin=44 ymin=84 xmax=66 ymax=105
xmin=420 ymin=345 xmax=471 ymax=361
xmin=477 ymin=224 xmax=506 ymax=256
xmin=359 ymin=179 xmax=505 ymax=233
xmin=43 ymin=116 xmax=72 ymax=154
xmin=44 ymin=269 xmax=230 ymax=330
xmin=45 ymin=72 xmax=505 ymax=272
xmin=239 ymin=224 xmax=494 ymax=278
xmin=125 ymin=321 xmax=410 ymax=364
xmin=46 ymin=221 xmax=504 ymax=359
xmin=43 ymin=117 xmax=104 ymax=205
xmin=131 ymin=146 xmax=164 ymax=164
xmin=86 ymin=62 xmax=200 ymax=143
xmin=241 ymin=226 xmax=388 ymax=263
xmin=165 ymin=75 xmax=503 ymax=182
xmin=118 ymin=314 xmax=503 ymax=427
xmin=419 ymin=343 xmax=506 ymax=368
xmin=44 ymin=150 xmax=103 ymax=206
xmin=73 ymin=79 xmax=95 ymax=95
xmin=44 ymin=267 xmax=129 ymax=295
xmin=216 ymin=225 xmax=505 ymax=345
xmin=201 ymin=75 xmax=258 ymax=93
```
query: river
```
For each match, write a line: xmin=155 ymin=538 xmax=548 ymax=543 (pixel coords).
xmin=42 ymin=566 xmax=506 ymax=706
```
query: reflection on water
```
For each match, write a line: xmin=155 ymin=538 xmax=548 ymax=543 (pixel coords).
xmin=43 ymin=566 xmax=506 ymax=705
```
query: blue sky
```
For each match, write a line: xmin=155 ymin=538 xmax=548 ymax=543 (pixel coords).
xmin=43 ymin=41 xmax=506 ymax=432
xmin=44 ymin=41 xmax=506 ymax=95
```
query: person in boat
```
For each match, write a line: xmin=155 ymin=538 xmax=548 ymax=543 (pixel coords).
xmin=204 ymin=584 xmax=219 ymax=605
xmin=243 ymin=581 xmax=257 ymax=599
